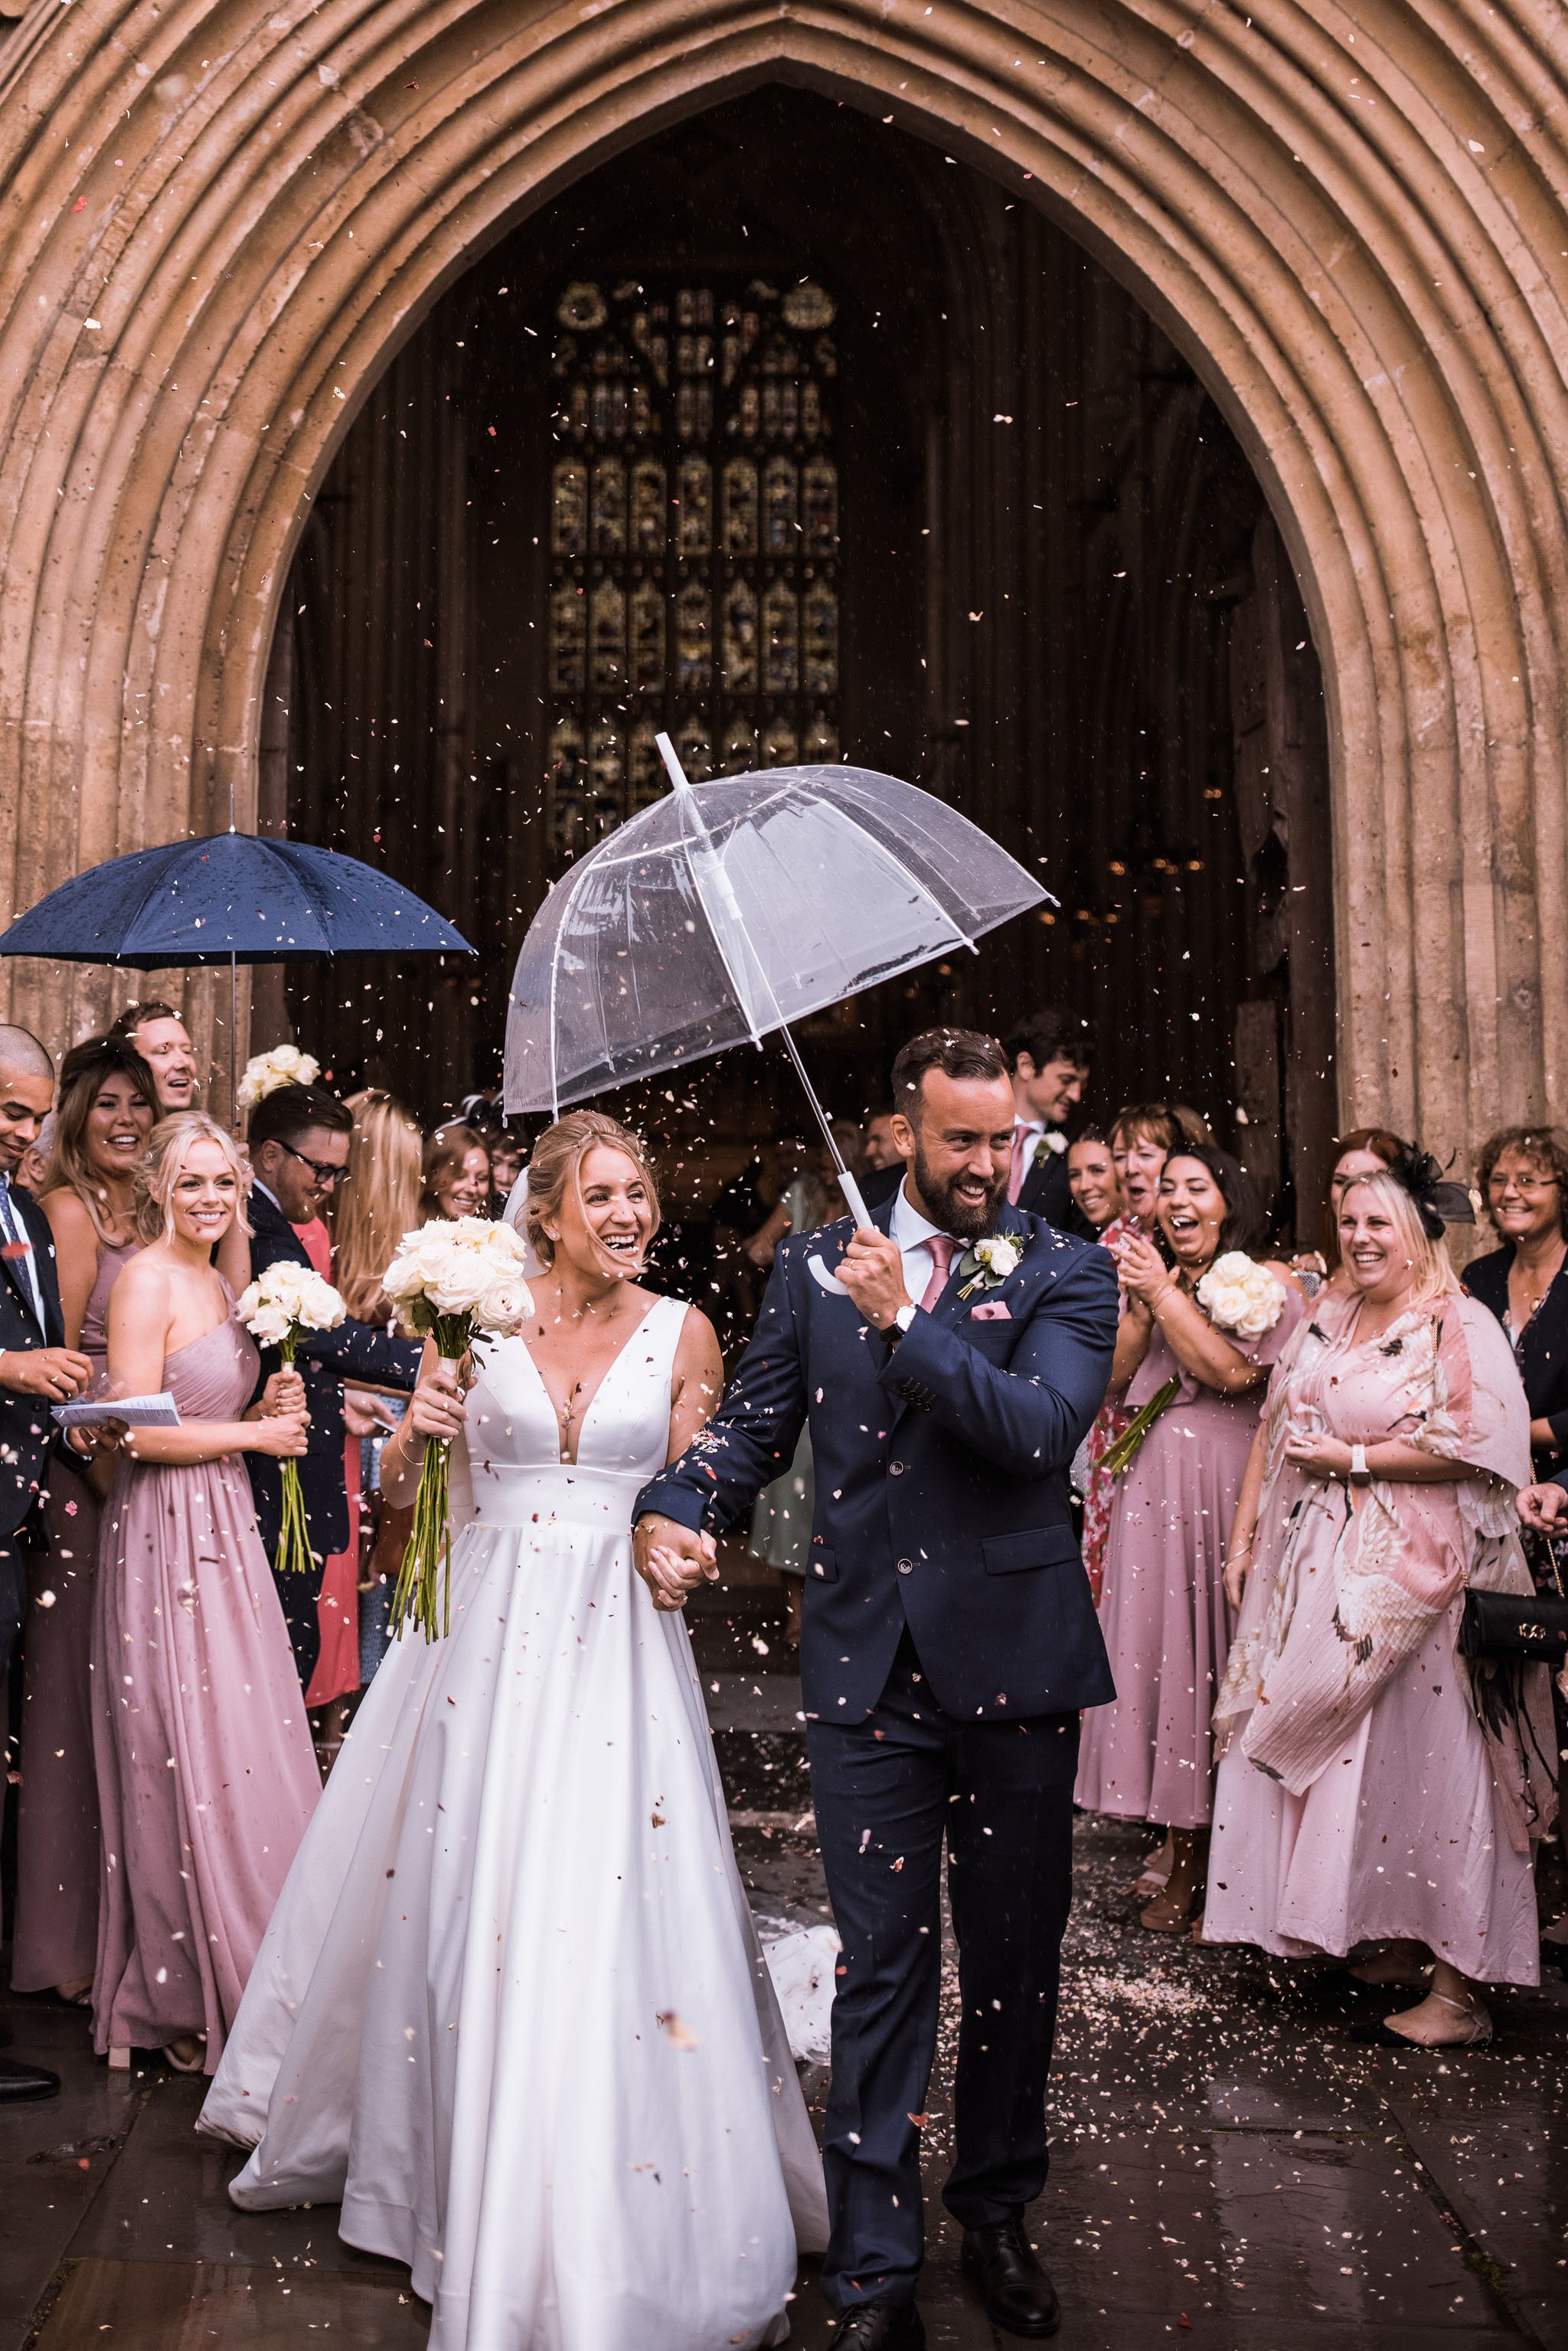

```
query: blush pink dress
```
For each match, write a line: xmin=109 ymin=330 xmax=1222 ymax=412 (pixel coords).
xmin=12 ymin=1234 xmax=135 ymax=1994
xmin=90 ymin=1302 xmax=320 ymax=2068
xmin=1205 ymin=1288 xmax=1551 ymax=1983
xmin=1074 ymin=1277 xmax=1302 ymax=1830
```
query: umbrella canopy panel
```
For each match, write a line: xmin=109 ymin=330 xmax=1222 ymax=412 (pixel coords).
xmin=0 ymin=833 xmax=472 ymax=966
xmin=505 ymin=764 xmax=1044 ymax=1113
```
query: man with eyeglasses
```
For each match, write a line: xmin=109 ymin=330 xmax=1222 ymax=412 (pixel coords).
xmin=245 ymin=1083 xmax=421 ymax=1687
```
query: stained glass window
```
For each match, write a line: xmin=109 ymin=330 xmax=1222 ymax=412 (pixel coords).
xmin=544 ymin=276 xmax=841 ymax=854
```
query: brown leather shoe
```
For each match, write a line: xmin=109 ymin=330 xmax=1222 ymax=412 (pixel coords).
xmin=961 ymin=2212 xmax=1060 ymax=2337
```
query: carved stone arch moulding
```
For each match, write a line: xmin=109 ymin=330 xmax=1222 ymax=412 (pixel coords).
xmin=1 ymin=0 xmax=1565 ymax=1159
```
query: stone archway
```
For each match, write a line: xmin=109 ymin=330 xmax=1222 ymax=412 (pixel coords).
xmin=0 ymin=0 xmax=1563 ymax=1169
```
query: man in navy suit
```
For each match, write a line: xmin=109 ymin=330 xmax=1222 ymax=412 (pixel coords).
xmin=635 ymin=1028 xmax=1117 ymax=2347
xmin=243 ymin=1083 xmax=421 ymax=1688
xmin=1004 ymin=1009 xmax=1094 ymax=1238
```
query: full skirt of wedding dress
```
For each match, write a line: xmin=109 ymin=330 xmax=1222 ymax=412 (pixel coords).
xmin=200 ymin=1499 xmax=825 ymax=2350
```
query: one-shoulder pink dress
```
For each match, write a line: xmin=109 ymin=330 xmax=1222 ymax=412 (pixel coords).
xmin=90 ymin=1308 xmax=320 ymax=2068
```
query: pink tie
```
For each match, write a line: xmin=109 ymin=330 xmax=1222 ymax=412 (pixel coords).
xmin=1008 ymin=1125 xmax=1029 ymax=1205
xmin=920 ymin=1234 xmax=955 ymax=1311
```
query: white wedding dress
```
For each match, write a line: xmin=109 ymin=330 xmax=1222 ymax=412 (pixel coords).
xmin=200 ymin=1293 xmax=826 ymax=2349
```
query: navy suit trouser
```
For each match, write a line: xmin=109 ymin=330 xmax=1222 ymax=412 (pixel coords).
xmin=806 ymin=1630 xmax=1080 ymax=2311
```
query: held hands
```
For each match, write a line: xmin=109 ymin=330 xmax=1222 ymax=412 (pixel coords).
xmin=1517 ymin=1480 xmax=1568 ymax=1534
xmin=836 ymin=1227 xmax=911 ymax=1330
xmin=1109 ymin=1232 xmax=1172 ymax=1312
xmin=1282 ymin=1431 xmax=1354 ymax=1479
xmin=632 ymin=1512 xmax=718 ymax=1612
xmin=0 ymin=1345 xmax=93 ymax=1402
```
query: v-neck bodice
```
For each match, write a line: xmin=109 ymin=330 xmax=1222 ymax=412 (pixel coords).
xmin=446 ymin=1293 xmax=688 ymax=1532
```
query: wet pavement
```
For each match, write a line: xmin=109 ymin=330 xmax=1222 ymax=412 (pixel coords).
xmin=4 ymin=1593 xmax=1564 ymax=2349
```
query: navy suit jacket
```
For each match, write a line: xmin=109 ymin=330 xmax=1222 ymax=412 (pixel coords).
xmin=637 ymin=1192 xmax=1118 ymax=1723
xmin=0 ymin=1185 xmax=67 ymax=1540
xmin=246 ymin=1190 xmax=421 ymax=1561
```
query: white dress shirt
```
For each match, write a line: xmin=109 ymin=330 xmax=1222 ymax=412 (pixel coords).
xmin=888 ymin=1177 xmax=955 ymax=1309
xmin=0 ymin=1172 xmax=47 ymax=1329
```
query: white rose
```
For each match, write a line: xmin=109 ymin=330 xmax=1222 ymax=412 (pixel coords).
xmin=234 ymin=1280 xmax=263 ymax=1324
xmin=1197 ymin=1251 xmax=1285 ymax=1341
xmin=296 ymin=1273 xmax=346 ymax=1332
xmin=272 ymin=1045 xmax=302 ymax=1073
xmin=475 ymin=1275 xmax=531 ymax=1334
xmin=979 ymin=1235 xmax=1021 ymax=1278
xmin=429 ymin=1264 xmax=489 ymax=1318
xmin=245 ymin=1303 xmax=293 ymax=1349
xmin=483 ymin=1221 xmax=528 ymax=1268
xmin=381 ymin=1250 xmax=426 ymax=1303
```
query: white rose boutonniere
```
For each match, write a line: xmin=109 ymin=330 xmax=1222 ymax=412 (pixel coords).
xmin=1036 ymin=1130 xmax=1068 ymax=1159
xmin=956 ymin=1232 xmax=1021 ymax=1300
xmin=1196 ymin=1250 xmax=1287 ymax=1342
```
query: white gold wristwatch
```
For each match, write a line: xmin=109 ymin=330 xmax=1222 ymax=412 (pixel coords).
xmin=889 ymin=1302 xmax=918 ymax=1342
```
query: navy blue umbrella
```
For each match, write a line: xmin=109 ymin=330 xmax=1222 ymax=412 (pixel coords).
xmin=0 ymin=831 xmax=472 ymax=966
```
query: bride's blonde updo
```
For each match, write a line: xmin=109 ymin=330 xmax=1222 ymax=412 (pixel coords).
xmin=521 ymin=1111 xmax=660 ymax=1274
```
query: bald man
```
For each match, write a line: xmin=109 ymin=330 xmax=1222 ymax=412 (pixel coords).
xmin=0 ymin=1027 xmax=90 ymax=2099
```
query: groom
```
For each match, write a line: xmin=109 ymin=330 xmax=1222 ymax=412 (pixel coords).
xmin=635 ymin=1027 xmax=1117 ymax=2346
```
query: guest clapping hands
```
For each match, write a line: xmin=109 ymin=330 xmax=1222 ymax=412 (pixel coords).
xmin=1076 ymin=1149 xmax=1302 ymax=1932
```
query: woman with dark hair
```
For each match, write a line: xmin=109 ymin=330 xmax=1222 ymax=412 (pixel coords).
xmin=11 ymin=1036 xmax=156 ymax=2004
xmin=420 ymin=1123 xmax=491 ymax=1222
xmin=1075 ymin=1103 xmax=1214 ymax=1610
xmin=1076 ymin=1145 xmax=1303 ymax=1930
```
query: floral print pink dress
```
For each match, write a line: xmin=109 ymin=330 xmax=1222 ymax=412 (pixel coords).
xmin=1205 ymin=1287 xmax=1554 ymax=1983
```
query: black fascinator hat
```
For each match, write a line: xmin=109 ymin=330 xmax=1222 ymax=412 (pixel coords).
xmin=1382 ymin=1143 xmax=1452 ymax=1241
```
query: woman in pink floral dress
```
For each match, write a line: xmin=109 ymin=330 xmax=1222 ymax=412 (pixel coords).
xmin=1207 ymin=1159 xmax=1553 ymax=2047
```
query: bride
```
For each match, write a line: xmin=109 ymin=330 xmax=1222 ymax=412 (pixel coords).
xmin=200 ymin=1110 xmax=827 ymax=2348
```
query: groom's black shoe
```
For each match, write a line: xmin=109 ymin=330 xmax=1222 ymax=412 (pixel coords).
xmin=830 ymin=2304 xmax=925 ymax=2348
xmin=0 ymin=2055 xmax=60 ymax=2101
xmin=961 ymin=2213 xmax=1060 ymax=2337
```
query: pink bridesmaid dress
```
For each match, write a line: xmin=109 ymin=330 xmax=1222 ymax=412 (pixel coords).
xmin=90 ymin=1300 xmax=320 ymax=2068
xmin=11 ymin=1235 xmax=135 ymax=1994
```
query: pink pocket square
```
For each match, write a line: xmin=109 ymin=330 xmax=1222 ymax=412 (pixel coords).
xmin=969 ymin=1300 xmax=1012 ymax=1320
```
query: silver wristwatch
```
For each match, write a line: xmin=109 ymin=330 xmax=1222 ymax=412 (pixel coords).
xmin=888 ymin=1302 xmax=918 ymax=1342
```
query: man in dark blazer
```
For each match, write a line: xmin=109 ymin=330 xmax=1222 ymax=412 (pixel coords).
xmin=0 ymin=1028 xmax=95 ymax=2101
xmin=244 ymin=1082 xmax=421 ymax=1689
xmin=635 ymin=1028 xmax=1117 ymax=2349
xmin=1004 ymin=1008 xmax=1095 ymax=1237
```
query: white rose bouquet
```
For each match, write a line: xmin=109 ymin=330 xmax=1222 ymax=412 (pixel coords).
xmin=381 ymin=1216 xmax=533 ymax=1639
xmin=1196 ymin=1251 xmax=1287 ymax=1341
xmin=235 ymin=1261 xmax=347 ymax=1576
xmin=237 ymin=1042 xmax=321 ymax=1113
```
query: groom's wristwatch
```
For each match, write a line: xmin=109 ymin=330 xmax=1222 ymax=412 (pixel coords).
xmin=887 ymin=1302 xmax=918 ymax=1345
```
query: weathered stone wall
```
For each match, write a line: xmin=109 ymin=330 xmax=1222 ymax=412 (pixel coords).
xmin=0 ymin=0 xmax=1564 ymax=1172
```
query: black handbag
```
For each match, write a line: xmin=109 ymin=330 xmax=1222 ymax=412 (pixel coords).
xmin=1459 ymin=1542 xmax=1568 ymax=1666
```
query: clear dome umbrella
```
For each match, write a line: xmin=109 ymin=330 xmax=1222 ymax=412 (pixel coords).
xmin=504 ymin=735 xmax=1047 ymax=1226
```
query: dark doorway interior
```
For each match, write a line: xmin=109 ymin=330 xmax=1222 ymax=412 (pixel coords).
xmin=268 ymin=85 xmax=1335 ymax=1239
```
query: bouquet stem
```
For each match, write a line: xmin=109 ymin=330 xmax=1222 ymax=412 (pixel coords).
xmin=1100 ymin=1376 xmax=1180 ymax=1478
xmin=271 ymin=1337 xmax=315 ymax=1577
xmin=394 ymin=1339 xmax=466 ymax=1643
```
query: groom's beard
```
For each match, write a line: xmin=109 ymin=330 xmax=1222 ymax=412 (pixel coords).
xmin=907 ymin=1136 xmax=1008 ymax=1243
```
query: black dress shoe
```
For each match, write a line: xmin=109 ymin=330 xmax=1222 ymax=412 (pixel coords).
xmin=962 ymin=2213 xmax=1060 ymax=2337
xmin=0 ymin=2055 xmax=60 ymax=2100
xmin=831 ymin=2304 xmax=925 ymax=2349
